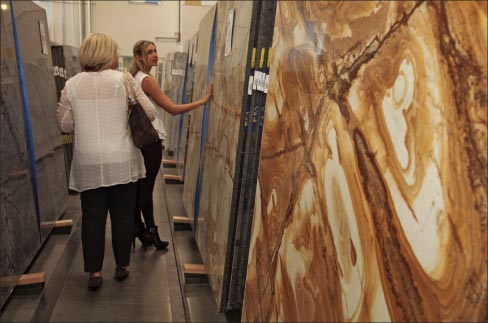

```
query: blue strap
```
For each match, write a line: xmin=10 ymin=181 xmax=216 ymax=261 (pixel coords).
xmin=10 ymin=0 xmax=41 ymax=242
xmin=194 ymin=9 xmax=217 ymax=227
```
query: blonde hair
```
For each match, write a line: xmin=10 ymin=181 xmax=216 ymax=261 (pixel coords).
xmin=79 ymin=33 xmax=118 ymax=72
xmin=130 ymin=40 xmax=156 ymax=76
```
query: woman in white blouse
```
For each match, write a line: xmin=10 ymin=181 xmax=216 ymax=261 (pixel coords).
xmin=56 ymin=33 xmax=157 ymax=290
xmin=129 ymin=40 xmax=212 ymax=250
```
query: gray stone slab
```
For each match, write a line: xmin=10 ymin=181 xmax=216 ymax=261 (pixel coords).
xmin=0 ymin=4 xmax=41 ymax=309
xmin=13 ymin=1 xmax=68 ymax=243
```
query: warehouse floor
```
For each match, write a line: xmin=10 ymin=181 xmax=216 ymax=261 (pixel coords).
xmin=0 ymin=156 xmax=240 ymax=322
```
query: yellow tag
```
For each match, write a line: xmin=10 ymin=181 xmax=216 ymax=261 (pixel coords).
xmin=267 ymin=48 xmax=272 ymax=68
xmin=259 ymin=48 xmax=265 ymax=68
xmin=251 ymin=48 xmax=256 ymax=68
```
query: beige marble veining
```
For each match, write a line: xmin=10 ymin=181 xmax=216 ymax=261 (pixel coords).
xmin=243 ymin=1 xmax=487 ymax=322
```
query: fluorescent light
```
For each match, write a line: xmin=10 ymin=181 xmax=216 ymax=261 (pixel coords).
xmin=1 ymin=4 xmax=8 ymax=10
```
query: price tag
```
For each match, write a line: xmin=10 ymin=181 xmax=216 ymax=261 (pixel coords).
xmin=248 ymin=75 xmax=253 ymax=95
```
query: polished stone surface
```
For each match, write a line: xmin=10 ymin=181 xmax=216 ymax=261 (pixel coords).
xmin=0 ymin=1 xmax=42 ymax=308
xmin=182 ymin=5 xmax=217 ymax=227
xmin=243 ymin=1 xmax=487 ymax=322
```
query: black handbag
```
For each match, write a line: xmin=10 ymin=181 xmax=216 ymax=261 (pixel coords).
xmin=123 ymin=73 xmax=160 ymax=148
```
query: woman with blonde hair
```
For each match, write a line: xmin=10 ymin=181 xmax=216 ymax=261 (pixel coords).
xmin=57 ymin=33 xmax=157 ymax=290
xmin=130 ymin=40 xmax=212 ymax=250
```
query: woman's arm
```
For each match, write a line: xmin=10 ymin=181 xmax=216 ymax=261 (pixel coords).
xmin=56 ymin=86 xmax=74 ymax=133
xmin=128 ymin=75 xmax=157 ymax=121
xmin=141 ymin=76 xmax=213 ymax=116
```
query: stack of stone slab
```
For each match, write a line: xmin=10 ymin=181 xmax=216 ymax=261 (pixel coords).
xmin=176 ymin=33 xmax=199 ymax=180
xmin=0 ymin=1 xmax=68 ymax=308
xmin=51 ymin=45 xmax=80 ymax=188
xmin=160 ymin=52 xmax=187 ymax=156
xmin=182 ymin=0 xmax=277 ymax=312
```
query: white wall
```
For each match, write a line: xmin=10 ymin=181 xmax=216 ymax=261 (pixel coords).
xmin=92 ymin=0 xmax=214 ymax=59
xmin=33 ymin=0 xmax=90 ymax=48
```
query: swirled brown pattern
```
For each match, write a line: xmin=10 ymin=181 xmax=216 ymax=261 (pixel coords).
xmin=243 ymin=1 xmax=487 ymax=322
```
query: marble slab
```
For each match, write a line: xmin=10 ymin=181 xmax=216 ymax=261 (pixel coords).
xmin=224 ymin=1 xmax=277 ymax=311
xmin=161 ymin=54 xmax=175 ymax=152
xmin=14 ymin=1 xmax=68 ymax=243
xmin=194 ymin=0 xmax=257 ymax=310
xmin=0 ymin=2 xmax=41 ymax=308
xmin=243 ymin=1 xmax=487 ymax=322
xmin=177 ymin=33 xmax=199 ymax=179
xmin=168 ymin=52 xmax=187 ymax=155
xmin=182 ymin=5 xmax=216 ymax=228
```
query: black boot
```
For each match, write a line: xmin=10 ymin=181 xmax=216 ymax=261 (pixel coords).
xmin=145 ymin=226 xmax=169 ymax=250
xmin=134 ymin=223 xmax=149 ymax=251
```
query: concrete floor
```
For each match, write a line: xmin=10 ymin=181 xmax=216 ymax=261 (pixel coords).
xmin=0 ymin=157 xmax=240 ymax=322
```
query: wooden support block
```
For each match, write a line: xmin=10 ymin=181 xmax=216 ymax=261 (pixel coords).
xmin=163 ymin=159 xmax=177 ymax=168
xmin=183 ymin=264 xmax=208 ymax=284
xmin=164 ymin=174 xmax=183 ymax=184
xmin=184 ymin=264 xmax=206 ymax=274
xmin=11 ymin=272 xmax=46 ymax=295
xmin=173 ymin=216 xmax=191 ymax=231
xmin=40 ymin=219 xmax=73 ymax=234
xmin=17 ymin=272 xmax=45 ymax=286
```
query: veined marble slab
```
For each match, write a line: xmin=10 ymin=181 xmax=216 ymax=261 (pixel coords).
xmin=243 ymin=1 xmax=487 ymax=322
xmin=182 ymin=5 xmax=216 ymax=228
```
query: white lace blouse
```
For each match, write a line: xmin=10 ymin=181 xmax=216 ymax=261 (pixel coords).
xmin=56 ymin=69 xmax=157 ymax=192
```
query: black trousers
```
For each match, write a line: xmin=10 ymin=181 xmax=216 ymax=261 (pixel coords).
xmin=135 ymin=140 xmax=163 ymax=229
xmin=80 ymin=181 xmax=137 ymax=273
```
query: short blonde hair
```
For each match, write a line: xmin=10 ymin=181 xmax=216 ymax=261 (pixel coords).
xmin=129 ymin=40 xmax=156 ymax=76
xmin=79 ymin=33 xmax=118 ymax=71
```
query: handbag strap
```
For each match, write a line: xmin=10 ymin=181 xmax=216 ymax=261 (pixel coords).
xmin=123 ymin=72 xmax=136 ymax=104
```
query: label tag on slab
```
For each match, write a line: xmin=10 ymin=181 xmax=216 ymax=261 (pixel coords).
xmin=224 ymin=8 xmax=235 ymax=57
xmin=248 ymin=75 xmax=253 ymax=95
xmin=172 ymin=68 xmax=185 ymax=76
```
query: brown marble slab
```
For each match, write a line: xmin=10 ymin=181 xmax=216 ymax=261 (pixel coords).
xmin=243 ymin=1 xmax=487 ymax=322
xmin=182 ymin=5 xmax=217 ymax=227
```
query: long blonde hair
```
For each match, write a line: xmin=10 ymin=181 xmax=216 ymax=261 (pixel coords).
xmin=79 ymin=33 xmax=118 ymax=72
xmin=130 ymin=40 xmax=156 ymax=76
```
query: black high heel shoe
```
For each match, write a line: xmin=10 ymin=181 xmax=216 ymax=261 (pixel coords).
xmin=134 ymin=223 xmax=149 ymax=251
xmin=145 ymin=226 xmax=169 ymax=250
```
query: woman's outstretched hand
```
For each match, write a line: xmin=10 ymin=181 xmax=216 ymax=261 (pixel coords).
xmin=204 ymin=83 xmax=214 ymax=103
